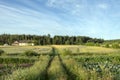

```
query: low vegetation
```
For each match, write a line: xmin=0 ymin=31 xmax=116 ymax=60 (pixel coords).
xmin=24 ymin=50 xmax=38 ymax=56
xmin=3 ymin=56 xmax=50 ymax=80
xmin=0 ymin=49 xmax=4 ymax=56
xmin=60 ymin=49 xmax=72 ymax=56
xmin=0 ymin=45 xmax=119 ymax=80
xmin=47 ymin=56 xmax=68 ymax=80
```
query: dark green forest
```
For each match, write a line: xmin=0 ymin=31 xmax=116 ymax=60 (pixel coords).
xmin=0 ymin=34 xmax=104 ymax=45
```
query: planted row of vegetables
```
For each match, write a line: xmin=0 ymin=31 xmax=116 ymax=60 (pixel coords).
xmin=2 ymin=55 xmax=50 ymax=80
xmin=0 ymin=57 xmax=37 ymax=64
xmin=0 ymin=56 xmax=38 ymax=77
xmin=0 ymin=46 xmax=120 ymax=80
xmin=72 ymin=55 xmax=120 ymax=80
xmin=73 ymin=55 xmax=120 ymax=63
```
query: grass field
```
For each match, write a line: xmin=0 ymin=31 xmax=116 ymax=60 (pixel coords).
xmin=0 ymin=45 xmax=120 ymax=80
xmin=0 ymin=46 xmax=52 ymax=54
xmin=0 ymin=45 xmax=119 ymax=54
xmin=53 ymin=45 xmax=119 ymax=53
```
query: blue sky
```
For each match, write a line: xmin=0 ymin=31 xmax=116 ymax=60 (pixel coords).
xmin=0 ymin=0 xmax=120 ymax=40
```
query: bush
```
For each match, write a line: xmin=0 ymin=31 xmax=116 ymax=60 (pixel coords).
xmin=85 ymin=42 xmax=95 ymax=46
xmin=0 ymin=49 xmax=4 ymax=56
xmin=61 ymin=49 xmax=72 ymax=56
xmin=105 ymin=44 xmax=109 ymax=48
xmin=112 ymin=43 xmax=120 ymax=49
xmin=24 ymin=50 xmax=38 ymax=56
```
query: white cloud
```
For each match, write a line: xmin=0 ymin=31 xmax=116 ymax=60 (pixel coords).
xmin=0 ymin=0 xmax=120 ymax=39
xmin=0 ymin=4 xmax=76 ymax=35
xmin=97 ymin=3 xmax=108 ymax=9
xmin=46 ymin=0 xmax=87 ymax=16
xmin=46 ymin=0 xmax=56 ymax=7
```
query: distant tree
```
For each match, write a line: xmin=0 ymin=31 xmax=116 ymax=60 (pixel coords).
xmin=0 ymin=34 xmax=104 ymax=45
xmin=65 ymin=40 xmax=70 ymax=45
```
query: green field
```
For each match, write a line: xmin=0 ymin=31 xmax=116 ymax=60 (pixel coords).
xmin=0 ymin=45 xmax=120 ymax=80
xmin=0 ymin=46 xmax=52 ymax=54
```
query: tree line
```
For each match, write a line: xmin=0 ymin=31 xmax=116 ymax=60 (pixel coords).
xmin=0 ymin=34 xmax=104 ymax=45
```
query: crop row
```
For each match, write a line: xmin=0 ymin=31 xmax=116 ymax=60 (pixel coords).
xmin=0 ymin=57 xmax=37 ymax=64
xmin=73 ymin=55 xmax=120 ymax=63
xmin=1 ymin=55 xmax=50 ymax=80
xmin=72 ymin=55 xmax=120 ymax=80
xmin=59 ymin=55 xmax=120 ymax=80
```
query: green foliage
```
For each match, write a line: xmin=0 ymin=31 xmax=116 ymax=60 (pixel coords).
xmin=0 ymin=57 xmax=36 ymax=64
xmin=61 ymin=49 xmax=72 ymax=56
xmin=76 ymin=48 xmax=80 ymax=53
xmin=65 ymin=40 xmax=70 ymax=45
xmin=104 ymin=43 xmax=120 ymax=49
xmin=4 ymin=56 xmax=50 ymax=80
xmin=1 ymin=46 xmax=120 ymax=80
xmin=47 ymin=56 xmax=68 ymax=80
xmin=24 ymin=50 xmax=38 ymax=56
xmin=105 ymin=44 xmax=110 ymax=48
xmin=95 ymin=43 xmax=100 ymax=46
xmin=86 ymin=42 xmax=95 ymax=46
xmin=64 ymin=55 xmax=120 ymax=80
xmin=0 ymin=49 xmax=4 ymax=55
xmin=49 ymin=47 xmax=56 ymax=56
xmin=112 ymin=43 xmax=120 ymax=49
xmin=0 ymin=34 xmax=104 ymax=45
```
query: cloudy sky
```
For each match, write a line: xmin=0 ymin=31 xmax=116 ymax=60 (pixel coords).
xmin=0 ymin=0 xmax=120 ymax=39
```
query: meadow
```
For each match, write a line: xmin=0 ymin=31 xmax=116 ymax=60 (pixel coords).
xmin=0 ymin=45 xmax=120 ymax=80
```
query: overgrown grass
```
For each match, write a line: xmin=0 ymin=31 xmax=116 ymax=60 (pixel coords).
xmin=0 ymin=45 xmax=120 ymax=80
xmin=53 ymin=45 xmax=119 ymax=54
xmin=54 ymin=45 xmax=120 ymax=80
xmin=0 ymin=46 xmax=52 ymax=55
xmin=3 ymin=55 xmax=50 ymax=80
xmin=48 ymin=56 xmax=68 ymax=80
xmin=0 ymin=49 xmax=4 ymax=56
xmin=0 ymin=56 xmax=37 ymax=64
xmin=60 ymin=56 xmax=89 ymax=80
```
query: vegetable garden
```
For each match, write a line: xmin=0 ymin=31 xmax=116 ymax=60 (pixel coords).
xmin=0 ymin=45 xmax=119 ymax=80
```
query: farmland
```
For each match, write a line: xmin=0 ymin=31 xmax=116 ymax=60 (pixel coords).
xmin=0 ymin=45 xmax=120 ymax=80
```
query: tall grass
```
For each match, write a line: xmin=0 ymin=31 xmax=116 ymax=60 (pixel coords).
xmin=53 ymin=45 xmax=118 ymax=54
xmin=0 ymin=46 xmax=52 ymax=55
xmin=72 ymin=55 xmax=120 ymax=80
xmin=48 ymin=56 xmax=68 ymax=80
xmin=1 ymin=45 xmax=120 ymax=80
xmin=3 ymin=55 xmax=50 ymax=80
xmin=60 ymin=56 xmax=89 ymax=80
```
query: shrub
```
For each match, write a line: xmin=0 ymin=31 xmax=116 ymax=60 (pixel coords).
xmin=85 ymin=42 xmax=95 ymax=46
xmin=105 ymin=44 xmax=109 ymax=48
xmin=61 ymin=49 xmax=72 ymax=56
xmin=112 ymin=43 xmax=120 ymax=49
xmin=24 ymin=50 xmax=38 ymax=56
xmin=0 ymin=49 xmax=4 ymax=56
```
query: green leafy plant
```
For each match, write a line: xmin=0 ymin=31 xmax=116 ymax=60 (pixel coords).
xmin=24 ymin=50 xmax=38 ymax=56
xmin=61 ymin=49 xmax=72 ymax=56
xmin=112 ymin=43 xmax=120 ymax=49
xmin=0 ymin=49 xmax=4 ymax=56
